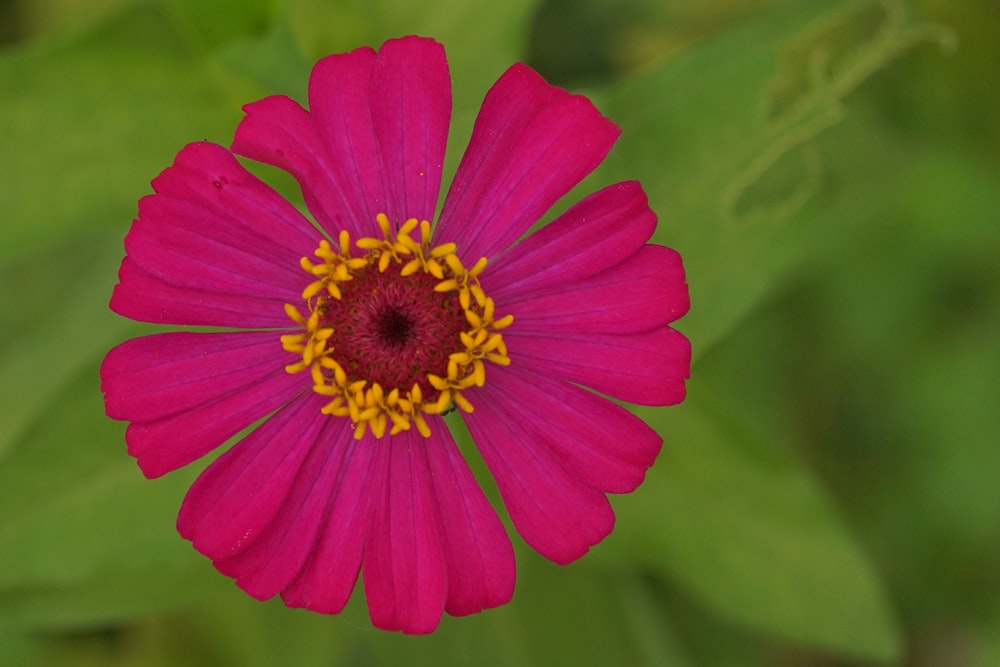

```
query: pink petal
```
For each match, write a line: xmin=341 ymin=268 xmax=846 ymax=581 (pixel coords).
xmin=231 ymin=94 xmax=367 ymax=238
xmin=281 ymin=430 xmax=382 ymax=614
xmin=305 ymin=45 xmax=387 ymax=232
xmin=423 ymin=426 xmax=515 ymax=616
xmin=485 ymin=181 xmax=656 ymax=295
xmin=102 ymin=330 xmax=297 ymax=423
xmin=498 ymin=244 xmax=689 ymax=334
xmin=211 ymin=412 xmax=357 ymax=601
xmin=370 ymin=36 xmax=451 ymax=223
xmin=234 ymin=38 xmax=451 ymax=237
xmin=114 ymin=140 xmax=320 ymax=330
xmin=462 ymin=370 xmax=617 ymax=565
xmin=177 ymin=392 xmax=331 ymax=561
xmin=111 ymin=257 xmax=293 ymax=328
xmin=436 ymin=63 xmax=620 ymax=261
xmin=115 ymin=335 xmax=305 ymax=478
xmin=122 ymin=388 xmax=303 ymax=478
xmin=363 ymin=431 xmax=448 ymax=634
xmin=472 ymin=365 xmax=662 ymax=495
xmin=126 ymin=195 xmax=304 ymax=299
xmin=505 ymin=326 xmax=690 ymax=406
xmin=150 ymin=141 xmax=320 ymax=261
xmin=119 ymin=143 xmax=319 ymax=304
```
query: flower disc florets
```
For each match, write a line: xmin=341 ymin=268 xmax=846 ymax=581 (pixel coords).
xmin=281 ymin=214 xmax=513 ymax=440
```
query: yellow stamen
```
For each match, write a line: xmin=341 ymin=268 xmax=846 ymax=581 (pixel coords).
xmin=281 ymin=213 xmax=513 ymax=439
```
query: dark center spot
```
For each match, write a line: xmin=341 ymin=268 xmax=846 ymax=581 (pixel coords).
xmin=375 ymin=306 xmax=416 ymax=347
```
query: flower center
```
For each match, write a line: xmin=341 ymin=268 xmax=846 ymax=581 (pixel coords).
xmin=281 ymin=214 xmax=513 ymax=440
xmin=320 ymin=258 xmax=466 ymax=395
xmin=375 ymin=308 xmax=415 ymax=347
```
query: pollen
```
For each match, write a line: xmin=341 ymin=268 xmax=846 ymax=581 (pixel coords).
xmin=282 ymin=216 xmax=513 ymax=439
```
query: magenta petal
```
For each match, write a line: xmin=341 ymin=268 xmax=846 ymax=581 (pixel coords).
xmin=363 ymin=432 xmax=448 ymax=634
xmin=370 ymin=36 xmax=451 ymax=223
xmin=211 ymin=413 xmax=356 ymax=601
xmin=123 ymin=384 xmax=303 ymax=478
xmin=463 ymin=371 xmax=617 ymax=565
xmin=281 ymin=432 xmax=380 ymax=614
xmin=102 ymin=330 xmax=303 ymax=478
xmin=149 ymin=141 xmax=319 ymax=261
xmin=501 ymin=244 xmax=689 ymax=334
xmin=486 ymin=181 xmax=656 ymax=295
xmin=231 ymin=94 xmax=365 ymax=238
xmin=246 ymin=37 xmax=449 ymax=234
xmin=111 ymin=258 xmax=292 ymax=328
xmin=436 ymin=63 xmax=621 ymax=260
xmin=423 ymin=426 xmax=515 ymax=616
xmin=177 ymin=393 xmax=329 ymax=560
xmin=305 ymin=45 xmax=389 ymax=232
xmin=505 ymin=326 xmax=691 ymax=406
xmin=102 ymin=331 xmax=297 ymax=423
xmin=126 ymin=196 xmax=303 ymax=300
xmin=113 ymin=335 xmax=304 ymax=478
xmin=473 ymin=365 xmax=661 ymax=495
xmin=122 ymin=142 xmax=319 ymax=303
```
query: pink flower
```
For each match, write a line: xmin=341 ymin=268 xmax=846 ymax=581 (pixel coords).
xmin=100 ymin=36 xmax=690 ymax=633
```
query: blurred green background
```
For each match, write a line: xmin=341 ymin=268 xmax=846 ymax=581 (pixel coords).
xmin=1 ymin=0 xmax=998 ymax=665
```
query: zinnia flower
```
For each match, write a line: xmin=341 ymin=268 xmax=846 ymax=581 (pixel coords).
xmin=100 ymin=35 xmax=690 ymax=633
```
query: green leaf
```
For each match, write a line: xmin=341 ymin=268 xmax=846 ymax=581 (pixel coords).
xmin=0 ymin=632 xmax=42 ymax=667
xmin=0 ymin=235 xmax=133 ymax=463
xmin=8 ymin=0 xmax=129 ymax=43
xmin=600 ymin=393 xmax=902 ymax=663
xmin=599 ymin=0 xmax=954 ymax=357
xmin=0 ymin=361 xmax=225 ymax=629
xmin=0 ymin=562 xmax=227 ymax=632
xmin=161 ymin=0 xmax=275 ymax=52
xmin=618 ymin=575 xmax=698 ymax=667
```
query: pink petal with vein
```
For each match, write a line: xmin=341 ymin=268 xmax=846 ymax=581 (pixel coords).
xmin=121 ymin=142 xmax=318 ymax=303
xmin=363 ymin=431 xmax=448 ymax=633
xmin=500 ymin=244 xmax=689 ymax=334
xmin=111 ymin=258 xmax=293 ymax=329
xmin=436 ymin=63 xmax=620 ymax=260
xmin=232 ymin=94 xmax=366 ymax=238
xmin=505 ymin=327 xmax=691 ymax=406
xmin=111 ymin=141 xmax=321 ymax=328
xmin=150 ymin=141 xmax=320 ymax=258
xmin=305 ymin=45 xmax=386 ymax=230
xmin=213 ymin=414 xmax=356 ymax=601
xmin=234 ymin=37 xmax=451 ymax=237
xmin=114 ymin=339 xmax=304 ymax=478
xmin=475 ymin=365 xmax=662 ymax=495
xmin=177 ymin=393 xmax=330 ymax=560
xmin=463 ymin=372 xmax=617 ymax=564
xmin=485 ymin=181 xmax=655 ymax=294
xmin=126 ymin=195 xmax=304 ymax=299
xmin=423 ymin=426 xmax=515 ymax=616
xmin=102 ymin=331 xmax=297 ymax=423
xmin=370 ymin=36 xmax=451 ymax=223
xmin=281 ymin=431 xmax=381 ymax=614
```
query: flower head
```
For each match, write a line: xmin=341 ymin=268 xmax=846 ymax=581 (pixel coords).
xmin=101 ymin=36 xmax=690 ymax=633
